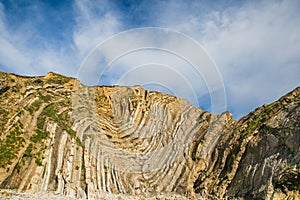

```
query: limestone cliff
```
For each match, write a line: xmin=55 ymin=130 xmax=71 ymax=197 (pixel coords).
xmin=0 ymin=71 xmax=299 ymax=199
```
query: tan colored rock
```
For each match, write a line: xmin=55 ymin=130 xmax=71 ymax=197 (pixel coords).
xmin=0 ymin=71 xmax=299 ymax=199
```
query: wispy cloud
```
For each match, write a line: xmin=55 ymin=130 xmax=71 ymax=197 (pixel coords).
xmin=0 ymin=3 xmax=31 ymax=74
xmin=0 ymin=0 xmax=299 ymax=118
xmin=150 ymin=0 xmax=300 ymax=117
xmin=75 ymin=27 xmax=227 ymax=113
xmin=199 ymin=0 xmax=300 ymax=117
xmin=0 ymin=1 xmax=77 ymax=75
xmin=73 ymin=0 xmax=122 ymax=56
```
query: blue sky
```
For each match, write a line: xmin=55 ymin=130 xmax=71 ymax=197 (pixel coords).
xmin=0 ymin=0 xmax=299 ymax=119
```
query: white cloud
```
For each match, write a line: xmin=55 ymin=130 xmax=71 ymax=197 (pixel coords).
xmin=73 ymin=0 xmax=121 ymax=57
xmin=154 ymin=0 xmax=300 ymax=117
xmin=0 ymin=2 xmax=74 ymax=75
xmin=201 ymin=0 xmax=300 ymax=117
xmin=0 ymin=38 xmax=31 ymax=72
xmin=76 ymin=28 xmax=227 ymax=113
xmin=0 ymin=0 xmax=121 ymax=76
xmin=72 ymin=0 xmax=300 ymax=117
xmin=0 ymin=3 xmax=5 ymax=33
xmin=0 ymin=3 xmax=32 ymax=74
xmin=0 ymin=0 xmax=299 ymax=118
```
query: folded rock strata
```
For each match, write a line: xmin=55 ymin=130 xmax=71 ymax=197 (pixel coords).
xmin=0 ymin=71 xmax=299 ymax=199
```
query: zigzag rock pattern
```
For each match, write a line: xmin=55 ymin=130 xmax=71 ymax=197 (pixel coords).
xmin=0 ymin=71 xmax=299 ymax=199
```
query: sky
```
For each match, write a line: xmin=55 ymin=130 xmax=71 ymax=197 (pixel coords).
xmin=0 ymin=0 xmax=299 ymax=119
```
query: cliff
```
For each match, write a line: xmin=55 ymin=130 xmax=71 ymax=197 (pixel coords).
xmin=0 ymin=71 xmax=299 ymax=199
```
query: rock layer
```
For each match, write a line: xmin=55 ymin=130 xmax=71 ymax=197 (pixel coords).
xmin=0 ymin=71 xmax=299 ymax=199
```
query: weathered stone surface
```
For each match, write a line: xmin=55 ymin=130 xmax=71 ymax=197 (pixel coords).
xmin=0 ymin=71 xmax=299 ymax=199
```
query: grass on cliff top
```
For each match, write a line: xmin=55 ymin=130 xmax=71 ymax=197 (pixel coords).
xmin=46 ymin=72 xmax=70 ymax=85
xmin=220 ymin=101 xmax=280 ymax=180
xmin=241 ymin=101 xmax=280 ymax=138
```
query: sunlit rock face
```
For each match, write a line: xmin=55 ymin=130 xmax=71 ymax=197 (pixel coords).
xmin=0 ymin=71 xmax=299 ymax=199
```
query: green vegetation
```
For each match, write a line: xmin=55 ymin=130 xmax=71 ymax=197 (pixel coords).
xmin=37 ymin=116 xmax=46 ymax=130
xmin=220 ymin=100 xmax=281 ymax=180
xmin=24 ymin=131 xmax=48 ymax=167
xmin=33 ymin=78 xmax=43 ymax=85
xmin=241 ymin=115 xmax=264 ymax=138
xmin=0 ymin=108 xmax=8 ymax=132
xmin=36 ymin=100 xmax=79 ymax=144
xmin=39 ymin=94 xmax=51 ymax=102
xmin=30 ymin=129 xmax=49 ymax=143
xmin=0 ymin=121 xmax=25 ymax=168
xmin=264 ymin=101 xmax=279 ymax=113
xmin=81 ymin=159 xmax=85 ymax=170
xmin=1 ymin=97 xmax=78 ymax=169
xmin=76 ymin=137 xmax=83 ymax=147
xmin=17 ymin=109 xmax=23 ymax=117
xmin=83 ymin=134 xmax=92 ymax=140
xmin=25 ymin=99 xmax=80 ymax=167
xmin=23 ymin=141 xmax=46 ymax=167
xmin=241 ymin=101 xmax=279 ymax=138
xmin=44 ymin=104 xmax=55 ymax=114
xmin=46 ymin=73 xmax=70 ymax=85
xmin=25 ymin=99 xmax=43 ymax=114
xmin=24 ymin=143 xmax=33 ymax=157
xmin=41 ymin=103 xmax=77 ymax=139
xmin=0 ymin=73 xmax=73 ymax=169
xmin=66 ymin=128 xmax=76 ymax=137
xmin=100 ymin=94 xmax=107 ymax=99
xmin=35 ymin=157 xmax=43 ymax=166
xmin=53 ymin=73 xmax=70 ymax=83
xmin=58 ymin=110 xmax=69 ymax=122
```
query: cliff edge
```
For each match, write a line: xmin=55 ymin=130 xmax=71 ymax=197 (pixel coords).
xmin=0 ymin=71 xmax=299 ymax=199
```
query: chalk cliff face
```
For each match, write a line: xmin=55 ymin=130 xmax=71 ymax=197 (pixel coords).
xmin=0 ymin=71 xmax=299 ymax=199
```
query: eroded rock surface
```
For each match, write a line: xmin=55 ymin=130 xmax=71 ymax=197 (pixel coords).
xmin=0 ymin=71 xmax=299 ymax=199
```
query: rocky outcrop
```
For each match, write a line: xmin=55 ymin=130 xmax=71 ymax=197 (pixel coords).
xmin=0 ymin=71 xmax=299 ymax=199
